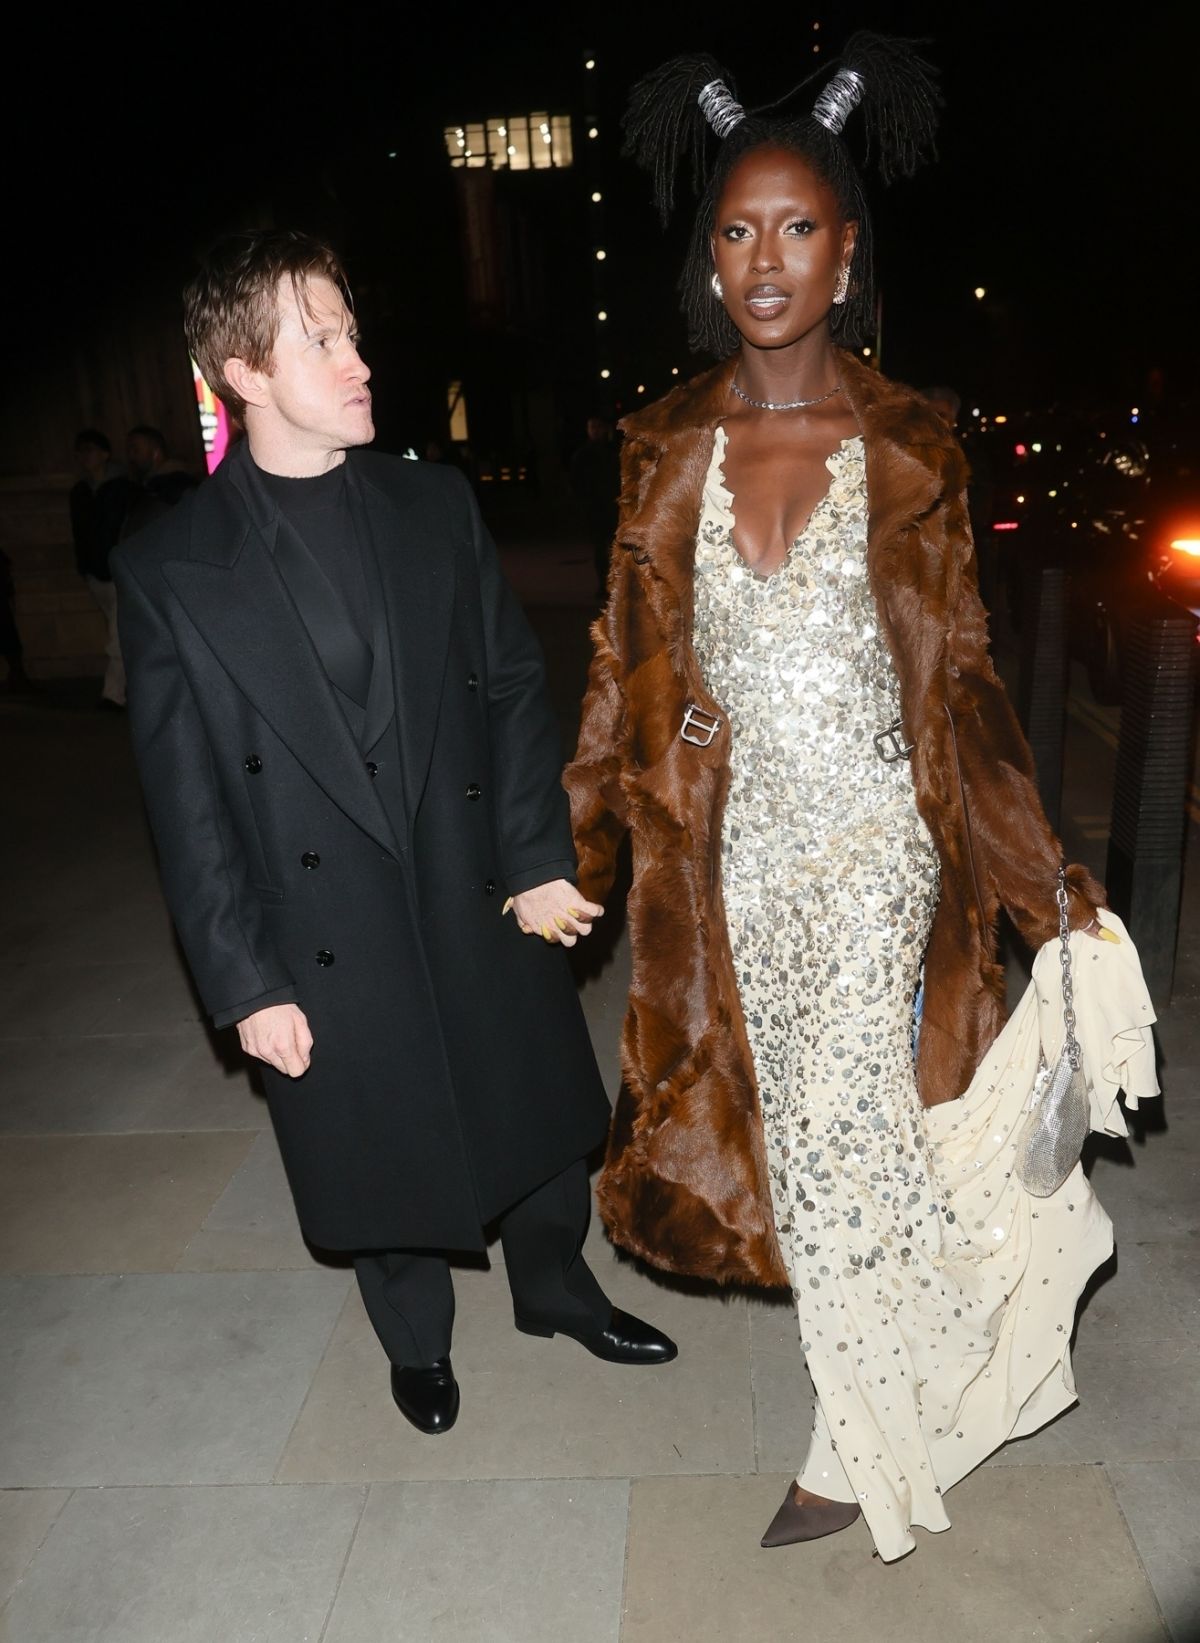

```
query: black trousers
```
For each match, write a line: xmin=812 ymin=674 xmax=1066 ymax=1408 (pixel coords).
xmin=353 ymin=1158 xmax=609 ymax=1367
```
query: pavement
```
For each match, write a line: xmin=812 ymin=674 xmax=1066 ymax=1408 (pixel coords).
xmin=0 ymin=520 xmax=1197 ymax=1643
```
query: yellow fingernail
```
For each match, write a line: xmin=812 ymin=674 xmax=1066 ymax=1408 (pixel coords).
xmin=502 ymin=897 xmax=514 ymax=916
xmin=1099 ymin=927 xmax=1120 ymax=944
xmin=541 ymin=924 xmax=553 ymax=941
xmin=554 ymin=916 xmax=569 ymax=931
xmin=568 ymin=907 xmax=581 ymax=917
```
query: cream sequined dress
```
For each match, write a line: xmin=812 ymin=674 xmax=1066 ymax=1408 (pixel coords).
xmin=692 ymin=425 xmax=1141 ymax=1562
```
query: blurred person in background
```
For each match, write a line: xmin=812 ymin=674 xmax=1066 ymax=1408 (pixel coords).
xmin=569 ymin=414 xmax=621 ymax=595
xmin=69 ymin=428 xmax=132 ymax=709
xmin=0 ymin=546 xmax=35 ymax=695
xmin=122 ymin=424 xmax=199 ymax=538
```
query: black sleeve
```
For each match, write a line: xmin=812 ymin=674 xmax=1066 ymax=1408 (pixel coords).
xmin=113 ymin=552 xmax=297 ymax=1023
xmin=457 ymin=473 xmax=578 ymax=894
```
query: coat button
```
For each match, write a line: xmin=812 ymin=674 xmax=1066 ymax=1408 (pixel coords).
xmin=467 ymin=672 xmax=479 ymax=690
xmin=484 ymin=878 xmax=496 ymax=896
xmin=244 ymin=755 xmax=263 ymax=774
xmin=466 ymin=782 xmax=481 ymax=801
xmin=365 ymin=761 xmax=378 ymax=778
xmin=315 ymin=949 xmax=335 ymax=967
xmin=301 ymin=852 xmax=320 ymax=870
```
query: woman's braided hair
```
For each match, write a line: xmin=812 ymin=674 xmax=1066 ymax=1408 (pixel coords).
xmin=622 ymin=34 xmax=941 ymax=355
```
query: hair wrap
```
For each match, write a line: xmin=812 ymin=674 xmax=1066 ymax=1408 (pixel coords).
xmin=811 ymin=68 xmax=864 ymax=135
xmin=698 ymin=79 xmax=746 ymax=139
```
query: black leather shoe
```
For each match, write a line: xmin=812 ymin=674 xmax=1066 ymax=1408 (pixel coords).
xmin=390 ymin=1358 xmax=460 ymax=1434
xmin=515 ymin=1307 xmax=678 ymax=1365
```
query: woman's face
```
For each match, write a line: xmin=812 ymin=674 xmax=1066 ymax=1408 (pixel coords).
xmin=711 ymin=144 xmax=857 ymax=350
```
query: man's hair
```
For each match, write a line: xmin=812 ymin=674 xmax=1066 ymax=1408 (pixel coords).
xmin=183 ymin=229 xmax=352 ymax=416
xmin=128 ymin=424 xmax=167 ymax=456
xmin=74 ymin=428 xmax=111 ymax=454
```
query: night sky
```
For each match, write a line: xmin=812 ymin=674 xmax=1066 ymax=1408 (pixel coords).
xmin=10 ymin=1 xmax=1196 ymax=439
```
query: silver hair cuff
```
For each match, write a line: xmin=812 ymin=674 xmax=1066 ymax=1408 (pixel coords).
xmin=698 ymin=79 xmax=747 ymax=139
xmin=812 ymin=67 xmax=864 ymax=135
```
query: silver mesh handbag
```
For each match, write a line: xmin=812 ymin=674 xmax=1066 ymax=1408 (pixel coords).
xmin=1014 ymin=868 xmax=1092 ymax=1198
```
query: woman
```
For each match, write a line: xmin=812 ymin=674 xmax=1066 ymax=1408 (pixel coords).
xmin=560 ymin=38 xmax=1154 ymax=1562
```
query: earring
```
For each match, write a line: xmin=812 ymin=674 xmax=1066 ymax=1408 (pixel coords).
xmin=832 ymin=265 xmax=850 ymax=305
xmin=711 ymin=271 xmax=724 ymax=300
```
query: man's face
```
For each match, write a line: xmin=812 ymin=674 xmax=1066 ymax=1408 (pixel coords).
xmin=126 ymin=433 xmax=159 ymax=480
xmin=250 ymin=275 xmax=373 ymax=459
xmin=75 ymin=442 xmax=108 ymax=480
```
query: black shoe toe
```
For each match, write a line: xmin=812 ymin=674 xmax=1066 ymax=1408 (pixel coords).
xmin=390 ymin=1358 xmax=460 ymax=1434
xmin=516 ymin=1307 xmax=678 ymax=1365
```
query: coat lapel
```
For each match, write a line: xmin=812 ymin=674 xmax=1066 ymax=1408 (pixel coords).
xmin=346 ymin=453 xmax=456 ymax=825
xmin=616 ymin=351 xmax=960 ymax=766
xmin=161 ymin=444 xmax=402 ymax=857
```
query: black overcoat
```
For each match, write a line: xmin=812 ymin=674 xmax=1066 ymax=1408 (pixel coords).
xmin=113 ymin=442 xmax=609 ymax=1251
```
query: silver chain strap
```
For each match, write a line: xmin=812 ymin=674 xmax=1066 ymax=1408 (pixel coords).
xmin=1056 ymin=867 xmax=1082 ymax=1071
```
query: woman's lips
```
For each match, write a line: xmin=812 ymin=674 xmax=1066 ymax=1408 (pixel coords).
xmin=745 ymin=287 xmax=790 ymax=320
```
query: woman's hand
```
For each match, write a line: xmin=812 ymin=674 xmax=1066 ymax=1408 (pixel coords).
xmin=507 ymin=880 xmax=604 ymax=947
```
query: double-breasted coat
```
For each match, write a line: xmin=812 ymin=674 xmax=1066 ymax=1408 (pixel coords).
xmin=564 ymin=351 xmax=1104 ymax=1290
xmin=114 ymin=441 xmax=609 ymax=1252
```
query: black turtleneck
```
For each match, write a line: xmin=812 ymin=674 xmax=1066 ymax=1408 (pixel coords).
xmin=255 ymin=460 xmax=371 ymax=646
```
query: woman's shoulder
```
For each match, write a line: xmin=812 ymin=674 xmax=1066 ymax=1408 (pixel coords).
xmin=619 ymin=358 xmax=736 ymax=449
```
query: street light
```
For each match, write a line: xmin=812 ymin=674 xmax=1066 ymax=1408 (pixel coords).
xmin=974 ymin=287 xmax=986 ymax=300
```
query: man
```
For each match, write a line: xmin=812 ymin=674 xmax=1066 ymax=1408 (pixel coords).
xmin=123 ymin=424 xmax=198 ymax=537
xmin=113 ymin=230 xmax=674 ymax=1437
xmin=70 ymin=429 xmax=133 ymax=708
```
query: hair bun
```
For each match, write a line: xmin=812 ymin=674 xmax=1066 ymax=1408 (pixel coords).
xmin=834 ymin=32 xmax=940 ymax=183
xmin=622 ymin=53 xmax=736 ymax=223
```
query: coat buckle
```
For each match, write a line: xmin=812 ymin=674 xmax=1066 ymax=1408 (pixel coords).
xmin=680 ymin=703 xmax=722 ymax=747
xmin=873 ymin=718 xmax=914 ymax=763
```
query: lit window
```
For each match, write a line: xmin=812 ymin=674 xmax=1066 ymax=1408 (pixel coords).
xmin=444 ymin=114 xmax=573 ymax=170
xmin=447 ymin=381 xmax=469 ymax=443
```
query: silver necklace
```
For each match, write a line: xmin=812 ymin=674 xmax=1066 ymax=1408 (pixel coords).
xmin=730 ymin=379 xmax=843 ymax=412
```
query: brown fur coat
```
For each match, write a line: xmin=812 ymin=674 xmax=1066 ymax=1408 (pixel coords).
xmin=564 ymin=351 xmax=1104 ymax=1290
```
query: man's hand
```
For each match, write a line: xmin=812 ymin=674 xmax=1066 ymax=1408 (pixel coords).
xmin=237 ymin=1003 xmax=313 ymax=1077
xmin=509 ymin=879 xmax=603 ymax=948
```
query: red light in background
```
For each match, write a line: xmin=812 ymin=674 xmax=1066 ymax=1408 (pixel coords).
xmin=1014 ymin=443 xmax=1028 ymax=457
xmin=993 ymin=521 xmax=1020 ymax=532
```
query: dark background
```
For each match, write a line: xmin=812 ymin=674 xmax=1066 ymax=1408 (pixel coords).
xmin=4 ymin=0 xmax=1194 ymax=477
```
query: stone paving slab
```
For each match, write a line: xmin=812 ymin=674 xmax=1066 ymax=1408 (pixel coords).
xmin=0 ymin=1133 xmax=254 ymax=1273
xmin=620 ymin=1467 xmax=1168 ymax=1643
xmin=0 ymin=1034 xmax=262 ymax=1135
xmin=324 ymin=1479 xmax=627 ymax=1643
xmin=0 ymin=961 xmax=202 ymax=1038
xmin=1110 ymin=1462 xmax=1200 ymax=1643
xmin=0 ymin=1484 xmax=365 ymax=1643
xmin=0 ymin=1272 xmax=350 ymax=1487
xmin=277 ymin=1259 xmax=754 ymax=1485
xmin=177 ymin=1130 xmax=330 ymax=1273
xmin=0 ymin=1490 xmax=70 ymax=1610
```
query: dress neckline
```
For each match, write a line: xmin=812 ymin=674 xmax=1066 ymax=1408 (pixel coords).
xmin=707 ymin=424 xmax=864 ymax=584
